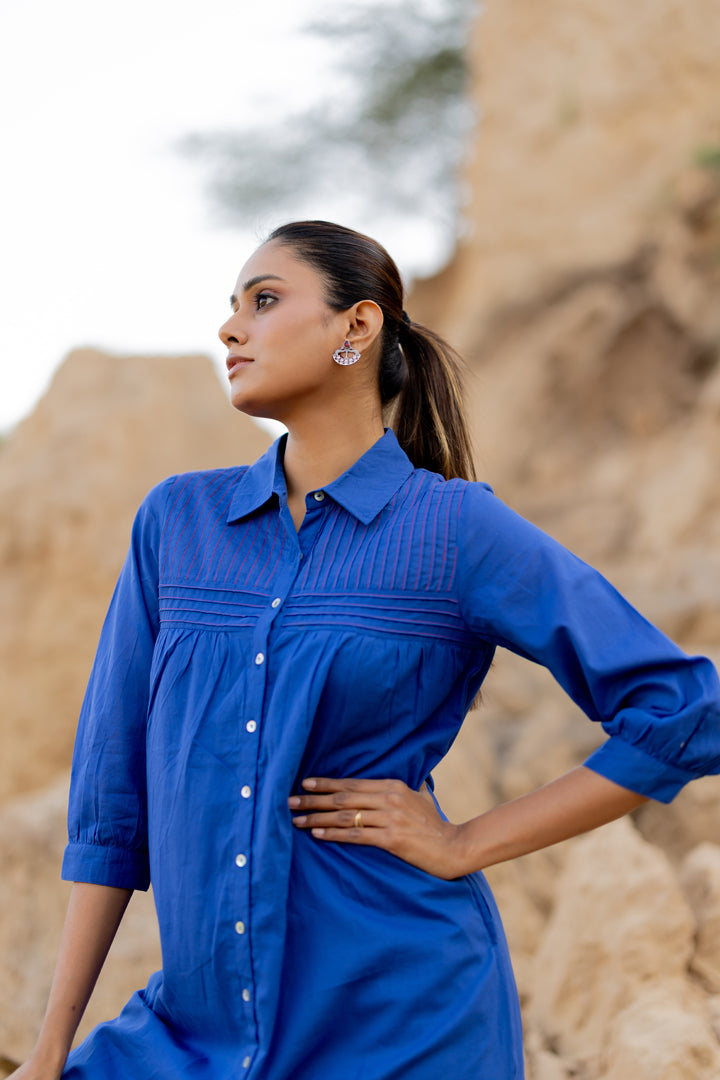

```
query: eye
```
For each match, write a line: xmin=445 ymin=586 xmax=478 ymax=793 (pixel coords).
xmin=254 ymin=292 xmax=276 ymax=311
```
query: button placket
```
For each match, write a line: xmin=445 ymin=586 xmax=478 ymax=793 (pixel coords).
xmin=238 ymin=594 xmax=277 ymax=1035
xmin=236 ymin=558 xmax=306 ymax=1041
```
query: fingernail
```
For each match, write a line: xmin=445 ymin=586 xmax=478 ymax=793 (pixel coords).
xmin=293 ymin=816 xmax=307 ymax=825
xmin=312 ymin=828 xmax=325 ymax=837
xmin=288 ymin=796 xmax=300 ymax=807
xmin=303 ymin=778 xmax=317 ymax=789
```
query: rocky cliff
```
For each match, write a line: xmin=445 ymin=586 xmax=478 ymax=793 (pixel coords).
xmin=419 ymin=1 xmax=720 ymax=1076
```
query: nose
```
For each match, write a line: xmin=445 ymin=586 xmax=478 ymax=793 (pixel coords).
xmin=218 ymin=311 xmax=249 ymax=348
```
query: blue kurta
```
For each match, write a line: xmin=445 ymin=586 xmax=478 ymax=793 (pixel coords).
xmin=61 ymin=429 xmax=720 ymax=1079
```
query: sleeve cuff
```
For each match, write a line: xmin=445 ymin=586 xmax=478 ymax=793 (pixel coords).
xmin=583 ymin=736 xmax=697 ymax=804
xmin=61 ymin=841 xmax=151 ymax=891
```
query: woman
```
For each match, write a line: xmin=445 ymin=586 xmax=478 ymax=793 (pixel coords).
xmin=18 ymin=221 xmax=720 ymax=1079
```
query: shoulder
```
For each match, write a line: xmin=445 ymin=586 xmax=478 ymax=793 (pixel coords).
xmin=138 ymin=466 xmax=248 ymax=519
xmin=409 ymin=468 xmax=494 ymax=497
xmin=451 ymin=477 xmax=558 ymax=550
xmin=453 ymin=479 xmax=592 ymax=599
xmin=402 ymin=470 xmax=496 ymax=523
xmin=388 ymin=469 xmax=504 ymax=540
xmin=401 ymin=470 xmax=549 ymax=547
xmin=404 ymin=468 xmax=492 ymax=501
xmin=127 ymin=468 xmax=251 ymax=554
xmin=387 ymin=473 xmax=504 ymax=570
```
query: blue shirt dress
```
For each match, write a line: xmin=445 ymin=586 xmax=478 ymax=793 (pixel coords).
xmin=60 ymin=429 xmax=720 ymax=1080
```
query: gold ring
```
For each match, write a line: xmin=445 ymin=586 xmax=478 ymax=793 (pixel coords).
xmin=354 ymin=810 xmax=363 ymax=829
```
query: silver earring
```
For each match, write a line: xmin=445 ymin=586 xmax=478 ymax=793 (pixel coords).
xmin=332 ymin=340 xmax=361 ymax=366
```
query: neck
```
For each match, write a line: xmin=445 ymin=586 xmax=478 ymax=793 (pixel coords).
xmin=281 ymin=403 xmax=385 ymax=504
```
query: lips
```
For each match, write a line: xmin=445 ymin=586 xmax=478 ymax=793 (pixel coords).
xmin=226 ymin=354 xmax=253 ymax=376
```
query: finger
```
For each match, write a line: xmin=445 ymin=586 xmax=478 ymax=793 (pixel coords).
xmin=291 ymin=809 xmax=386 ymax=830
xmin=289 ymin=791 xmax=392 ymax=812
xmin=300 ymin=777 xmax=404 ymax=795
xmin=309 ymin=824 xmax=389 ymax=846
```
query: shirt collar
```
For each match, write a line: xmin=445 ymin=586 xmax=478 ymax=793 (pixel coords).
xmin=226 ymin=428 xmax=415 ymax=526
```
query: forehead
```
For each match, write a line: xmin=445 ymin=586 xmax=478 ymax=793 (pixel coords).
xmin=234 ymin=240 xmax=323 ymax=294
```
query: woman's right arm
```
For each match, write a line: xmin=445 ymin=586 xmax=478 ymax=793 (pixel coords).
xmin=15 ymin=882 xmax=132 ymax=1080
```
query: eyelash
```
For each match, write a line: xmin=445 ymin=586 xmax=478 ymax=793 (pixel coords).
xmin=254 ymin=292 xmax=276 ymax=311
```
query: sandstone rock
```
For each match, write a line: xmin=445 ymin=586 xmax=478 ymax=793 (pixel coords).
xmin=524 ymin=1028 xmax=573 ymax=1080
xmin=707 ymin=994 xmax=720 ymax=1042
xmin=411 ymin=0 xmax=720 ymax=665
xmin=680 ymin=843 xmax=720 ymax=992
xmin=530 ymin=1050 xmax=573 ymax=1080
xmin=0 ymin=776 xmax=162 ymax=1066
xmin=0 ymin=349 xmax=270 ymax=805
xmin=634 ymin=776 xmax=720 ymax=864
xmin=597 ymin=978 xmax=720 ymax=1080
xmin=432 ymin=706 xmax=496 ymax=822
xmin=529 ymin=818 xmax=696 ymax=1072
xmin=416 ymin=0 xmax=720 ymax=347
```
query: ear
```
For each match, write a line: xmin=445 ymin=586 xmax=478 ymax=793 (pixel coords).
xmin=345 ymin=300 xmax=384 ymax=355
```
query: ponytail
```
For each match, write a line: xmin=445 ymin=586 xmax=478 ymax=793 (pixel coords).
xmin=389 ymin=318 xmax=476 ymax=482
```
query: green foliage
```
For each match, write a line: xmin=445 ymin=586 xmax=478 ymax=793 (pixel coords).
xmin=694 ymin=144 xmax=720 ymax=174
xmin=178 ymin=0 xmax=475 ymax=242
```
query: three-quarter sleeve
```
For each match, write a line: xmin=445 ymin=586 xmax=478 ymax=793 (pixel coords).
xmin=455 ymin=482 xmax=720 ymax=803
xmin=61 ymin=479 xmax=171 ymax=890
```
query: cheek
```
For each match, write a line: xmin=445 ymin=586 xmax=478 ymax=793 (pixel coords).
xmin=267 ymin=318 xmax=335 ymax=373
xmin=230 ymin=333 xmax=332 ymax=413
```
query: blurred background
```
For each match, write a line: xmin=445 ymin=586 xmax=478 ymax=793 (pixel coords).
xmin=0 ymin=0 xmax=471 ymax=433
xmin=2 ymin=2 xmax=720 ymax=1078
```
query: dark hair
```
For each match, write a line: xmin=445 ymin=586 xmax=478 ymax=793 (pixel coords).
xmin=266 ymin=220 xmax=476 ymax=482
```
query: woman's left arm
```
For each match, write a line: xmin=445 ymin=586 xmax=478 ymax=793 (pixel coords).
xmin=289 ymin=767 xmax=646 ymax=880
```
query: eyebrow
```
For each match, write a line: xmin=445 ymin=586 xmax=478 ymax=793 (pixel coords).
xmin=230 ymin=274 xmax=286 ymax=308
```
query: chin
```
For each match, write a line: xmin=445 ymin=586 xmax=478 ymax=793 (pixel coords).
xmin=230 ymin=391 xmax=287 ymax=424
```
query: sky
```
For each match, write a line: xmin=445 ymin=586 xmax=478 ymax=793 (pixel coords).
xmin=0 ymin=0 xmax=454 ymax=435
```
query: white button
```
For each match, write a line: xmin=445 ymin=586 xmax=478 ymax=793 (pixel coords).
xmin=254 ymin=652 xmax=264 ymax=665
xmin=242 ymin=988 xmax=251 ymax=1002
xmin=243 ymin=1057 xmax=251 ymax=1069
xmin=313 ymin=491 xmax=325 ymax=502
xmin=271 ymin=597 xmax=281 ymax=608
xmin=241 ymin=785 xmax=252 ymax=799
xmin=246 ymin=720 xmax=257 ymax=733
xmin=235 ymin=920 xmax=246 ymax=935
xmin=235 ymin=853 xmax=247 ymax=867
